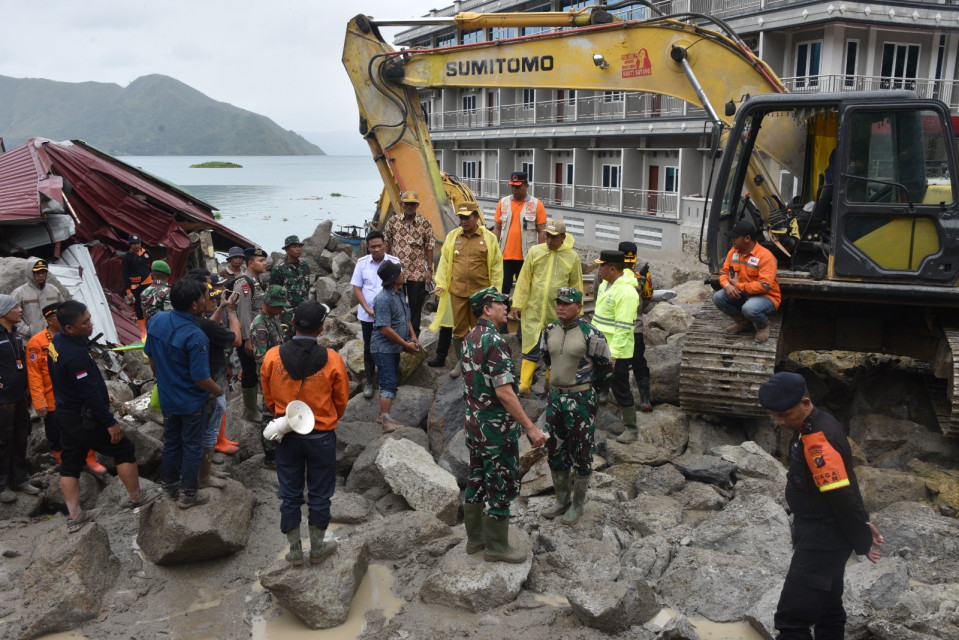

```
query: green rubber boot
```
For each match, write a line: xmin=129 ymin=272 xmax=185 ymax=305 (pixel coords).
xmin=309 ymin=526 xmax=337 ymax=564
xmin=561 ymin=473 xmax=590 ymax=525
xmin=616 ymin=405 xmax=638 ymax=443
xmin=284 ymin=528 xmax=304 ymax=566
xmin=542 ymin=469 xmax=572 ymax=519
xmin=463 ymin=502 xmax=486 ymax=554
xmin=482 ymin=515 xmax=526 ymax=564
xmin=449 ymin=338 xmax=464 ymax=378
xmin=241 ymin=387 xmax=259 ymax=422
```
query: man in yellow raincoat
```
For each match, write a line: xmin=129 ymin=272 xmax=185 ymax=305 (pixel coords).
xmin=428 ymin=203 xmax=504 ymax=378
xmin=509 ymin=219 xmax=584 ymax=396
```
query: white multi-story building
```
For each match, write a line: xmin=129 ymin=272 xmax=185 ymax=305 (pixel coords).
xmin=394 ymin=0 xmax=959 ymax=254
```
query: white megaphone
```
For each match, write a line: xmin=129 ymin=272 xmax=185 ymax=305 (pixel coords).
xmin=263 ymin=400 xmax=314 ymax=442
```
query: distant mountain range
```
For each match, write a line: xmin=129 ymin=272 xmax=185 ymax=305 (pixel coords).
xmin=0 ymin=74 xmax=324 ymax=156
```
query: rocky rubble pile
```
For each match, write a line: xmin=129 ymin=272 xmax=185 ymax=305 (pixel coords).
xmin=0 ymin=222 xmax=958 ymax=639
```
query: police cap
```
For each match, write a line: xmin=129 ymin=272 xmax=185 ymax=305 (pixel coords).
xmin=758 ymin=372 xmax=808 ymax=412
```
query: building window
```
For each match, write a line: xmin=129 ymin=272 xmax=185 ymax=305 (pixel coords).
xmin=844 ymin=41 xmax=859 ymax=88
xmin=491 ymin=27 xmax=517 ymax=40
xmin=462 ymin=161 xmax=477 ymax=179
xmin=523 ymin=89 xmax=536 ymax=109
xmin=665 ymin=166 xmax=678 ymax=192
xmin=522 ymin=162 xmax=534 ymax=182
xmin=560 ymin=0 xmax=590 ymax=9
xmin=603 ymin=91 xmax=625 ymax=103
xmin=462 ymin=29 xmax=485 ymax=44
xmin=523 ymin=4 xmax=552 ymax=35
xmin=421 ymin=100 xmax=432 ymax=123
xmin=795 ymin=40 xmax=822 ymax=88
xmin=437 ymin=33 xmax=455 ymax=48
xmin=462 ymin=94 xmax=477 ymax=112
xmin=566 ymin=89 xmax=576 ymax=105
xmin=881 ymin=43 xmax=920 ymax=89
xmin=602 ymin=165 xmax=621 ymax=188
xmin=566 ymin=164 xmax=574 ymax=185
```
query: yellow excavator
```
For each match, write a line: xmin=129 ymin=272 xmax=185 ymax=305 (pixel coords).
xmin=343 ymin=7 xmax=959 ymax=435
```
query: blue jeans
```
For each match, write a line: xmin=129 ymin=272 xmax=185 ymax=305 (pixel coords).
xmin=371 ymin=352 xmax=400 ymax=399
xmin=161 ymin=407 xmax=208 ymax=495
xmin=275 ymin=430 xmax=337 ymax=532
xmin=203 ymin=394 xmax=227 ymax=449
xmin=713 ymin=289 xmax=776 ymax=326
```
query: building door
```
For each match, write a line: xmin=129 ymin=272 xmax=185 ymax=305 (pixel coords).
xmin=647 ymin=165 xmax=659 ymax=214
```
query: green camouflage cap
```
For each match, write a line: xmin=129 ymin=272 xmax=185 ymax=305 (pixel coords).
xmin=151 ymin=260 xmax=171 ymax=275
xmin=265 ymin=284 xmax=288 ymax=307
xmin=283 ymin=235 xmax=303 ymax=249
xmin=469 ymin=286 xmax=508 ymax=314
xmin=555 ymin=287 xmax=583 ymax=303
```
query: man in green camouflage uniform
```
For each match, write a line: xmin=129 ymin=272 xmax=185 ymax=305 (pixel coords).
xmin=270 ymin=235 xmax=311 ymax=309
xmin=141 ymin=260 xmax=173 ymax=323
xmin=539 ymin=287 xmax=613 ymax=525
xmin=461 ymin=286 xmax=547 ymax=563
xmin=251 ymin=284 xmax=293 ymax=468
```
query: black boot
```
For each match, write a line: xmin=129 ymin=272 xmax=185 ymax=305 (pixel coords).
xmin=638 ymin=376 xmax=652 ymax=412
xmin=428 ymin=326 xmax=452 ymax=367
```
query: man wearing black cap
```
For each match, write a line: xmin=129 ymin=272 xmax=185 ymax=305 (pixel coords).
xmin=758 ymin=372 xmax=883 ymax=639
xmin=261 ymin=301 xmax=349 ymax=566
xmin=13 ymin=258 xmax=65 ymax=340
xmin=494 ymin=171 xmax=547 ymax=297
xmin=271 ymin=235 xmax=311 ymax=309
xmin=233 ymin=247 xmax=268 ymax=421
xmin=121 ymin=234 xmax=153 ymax=340
xmin=714 ymin=220 xmax=781 ymax=343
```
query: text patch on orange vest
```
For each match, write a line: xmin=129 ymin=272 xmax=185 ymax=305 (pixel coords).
xmin=801 ymin=431 xmax=850 ymax=492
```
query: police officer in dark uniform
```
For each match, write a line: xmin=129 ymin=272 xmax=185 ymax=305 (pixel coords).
xmin=121 ymin=233 xmax=153 ymax=339
xmin=0 ymin=294 xmax=40 ymax=503
xmin=758 ymin=372 xmax=884 ymax=640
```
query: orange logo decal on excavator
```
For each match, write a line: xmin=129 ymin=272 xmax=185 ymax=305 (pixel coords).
xmin=622 ymin=49 xmax=652 ymax=78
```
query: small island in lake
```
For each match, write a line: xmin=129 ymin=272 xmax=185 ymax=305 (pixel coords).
xmin=190 ymin=161 xmax=243 ymax=168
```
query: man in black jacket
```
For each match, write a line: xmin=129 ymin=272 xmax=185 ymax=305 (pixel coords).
xmin=0 ymin=294 xmax=40 ymax=503
xmin=759 ymin=372 xmax=884 ymax=640
xmin=121 ymin=234 xmax=153 ymax=340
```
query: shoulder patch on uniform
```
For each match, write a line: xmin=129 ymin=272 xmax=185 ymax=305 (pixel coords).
xmin=48 ymin=343 xmax=59 ymax=362
xmin=29 ymin=352 xmax=38 ymax=362
xmin=76 ymin=370 xmax=88 ymax=380
xmin=802 ymin=431 xmax=850 ymax=492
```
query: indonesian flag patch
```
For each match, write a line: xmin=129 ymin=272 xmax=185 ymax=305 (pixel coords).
xmin=76 ymin=370 xmax=88 ymax=380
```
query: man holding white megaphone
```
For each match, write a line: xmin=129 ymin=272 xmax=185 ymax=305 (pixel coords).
xmin=260 ymin=301 xmax=350 ymax=566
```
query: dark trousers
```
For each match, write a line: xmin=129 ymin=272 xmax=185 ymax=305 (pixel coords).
xmin=276 ymin=430 xmax=337 ymax=532
xmin=161 ymin=407 xmax=208 ymax=495
xmin=774 ymin=547 xmax=851 ymax=639
xmin=611 ymin=359 xmax=635 ymax=408
xmin=44 ymin=411 xmax=62 ymax=452
xmin=0 ymin=400 xmax=31 ymax=489
xmin=58 ymin=412 xmax=136 ymax=477
xmin=502 ymin=259 xmax=524 ymax=297
xmin=132 ymin=287 xmax=145 ymax=320
xmin=631 ymin=332 xmax=650 ymax=380
xmin=238 ymin=345 xmax=258 ymax=389
xmin=405 ymin=280 xmax=427 ymax=339
xmin=361 ymin=321 xmax=376 ymax=382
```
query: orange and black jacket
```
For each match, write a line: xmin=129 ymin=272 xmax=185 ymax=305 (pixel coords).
xmin=122 ymin=247 xmax=153 ymax=293
xmin=260 ymin=337 xmax=349 ymax=432
xmin=26 ymin=329 xmax=55 ymax=412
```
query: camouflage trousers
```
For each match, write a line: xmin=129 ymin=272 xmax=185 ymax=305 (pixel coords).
xmin=464 ymin=413 xmax=520 ymax=520
xmin=545 ymin=388 xmax=597 ymax=476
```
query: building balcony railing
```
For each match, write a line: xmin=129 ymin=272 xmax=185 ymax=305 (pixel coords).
xmin=459 ymin=177 xmax=679 ymax=219
xmin=429 ymin=93 xmax=701 ymax=131
xmin=780 ymin=74 xmax=959 ymax=111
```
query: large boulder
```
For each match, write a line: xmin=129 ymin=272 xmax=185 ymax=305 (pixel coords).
xmin=687 ymin=494 xmax=792 ymax=573
xmin=849 ymin=413 xmax=959 ymax=468
xmin=341 ymin=339 xmax=366 ymax=377
xmin=528 ymin=531 xmax=624 ymax=595
xmin=567 ymin=579 xmax=659 ymax=633
xmin=360 ymin=510 xmax=453 ymax=560
xmin=313 ymin=275 xmax=341 ymax=306
xmin=634 ymin=463 xmax=686 ymax=496
xmin=136 ymin=481 xmax=254 ymax=565
xmin=427 ymin=375 xmax=467 ymax=456
xmin=259 ymin=537 xmax=370 ymax=629
xmin=845 ymin=554 xmax=910 ymax=612
xmin=331 ymin=252 xmax=353 ymax=281
xmin=856 ymin=466 xmax=930 ymax=513
xmin=637 ymin=403 xmax=689 ymax=453
xmin=375 ymin=438 xmax=459 ymax=525
xmin=438 ymin=428 xmax=469 ymax=486
xmin=647 ymin=341 xmax=682 ymax=405
xmin=672 ymin=453 xmax=736 ymax=490
xmin=713 ymin=440 xmax=787 ymax=483
xmin=335 ymin=420 xmax=382 ymax=474
xmin=330 ymin=491 xmax=374 ymax=524
xmin=686 ymin=415 xmax=748 ymax=455
xmin=19 ymin=522 xmax=120 ymax=640
xmin=870 ymin=501 xmax=959 ymax=584
xmin=344 ymin=429 xmax=427 ymax=499
xmin=603 ymin=440 xmax=672 ymax=467
xmin=343 ymin=385 xmax=434 ymax=430
xmin=622 ymin=494 xmax=684 ymax=537
xmin=420 ymin=528 xmax=532 ymax=612
xmin=41 ymin=471 xmax=103 ymax=516
xmin=645 ymin=303 xmax=695 ymax=337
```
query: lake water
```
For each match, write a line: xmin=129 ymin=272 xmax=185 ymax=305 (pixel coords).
xmin=122 ymin=155 xmax=383 ymax=252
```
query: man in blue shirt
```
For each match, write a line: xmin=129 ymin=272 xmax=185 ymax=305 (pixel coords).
xmin=144 ymin=278 xmax=223 ymax=508
xmin=48 ymin=301 xmax=160 ymax=532
xmin=371 ymin=261 xmax=419 ymax=433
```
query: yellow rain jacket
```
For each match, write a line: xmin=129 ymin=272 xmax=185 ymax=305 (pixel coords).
xmin=511 ymin=234 xmax=584 ymax=354
xmin=593 ymin=273 xmax=639 ymax=359
xmin=429 ymin=225 xmax=504 ymax=331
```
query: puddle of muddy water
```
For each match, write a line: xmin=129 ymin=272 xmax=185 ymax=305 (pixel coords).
xmin=651 ymin=608 xmax=766 ymax=640
xmin=252 ymin=563 xmax=403 ymax=639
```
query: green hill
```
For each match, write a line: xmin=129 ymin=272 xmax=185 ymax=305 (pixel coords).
xmin=0 ymin=74 xmax=324 ymax=155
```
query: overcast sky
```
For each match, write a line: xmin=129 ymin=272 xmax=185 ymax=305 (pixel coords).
xmin=0 ymin=0 xmax=444 ymax=154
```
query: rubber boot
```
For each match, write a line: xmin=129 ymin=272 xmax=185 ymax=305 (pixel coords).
xmin=518 ymin=359 xmax=536 ymax=398
xmin=561 ymin=473 xmax=590 ymax=525
xmin=463 ymin=502 xmax=486 ymax=554
xmin=482 ymin=515 xmax=526 ymax=563
xmin=198 ymin=448 xmax=226 ymax=489
xmin=241 ymin=387 xmax=259 ymax=422
xmin=85 ymin=450 xmax=107 ymax=476
xmin=616 ymin=405 xmax=638 ymax=443
xmin=363 ymin=365 xmax=375 ymax=399
xmin=309 ymin=526 xmax=338 ymax=564
xmin=284 ymin=528 xmax=304 ymax=566
xmin=427 ymin=327 xmax=451 ymax=367
xmin=214 ymin=415 xmax=238 ymax=454
xmin=725 ymin=314 xmax=752 ymax=334
xmin=753 ymin=320 xmax=771 ymax=343
xmin=638 ymin=376 xmax=653 ymax=412
xmin=137 ymin=318 xmax=147 ymax=342
xmin=449 ymin=338 xmax=464 ymax=378
xmin=541 ymin=468 xmax=571 ymax=519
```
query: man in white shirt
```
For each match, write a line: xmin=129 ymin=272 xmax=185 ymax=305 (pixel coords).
xmin=350 ymin=231 xmax=400 ymax=399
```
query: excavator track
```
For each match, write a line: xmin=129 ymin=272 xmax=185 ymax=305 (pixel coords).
xmin=680 ymin=302 xmax=782 ymax=418
xmin=944 ymin=327 xmax=959 ymax=437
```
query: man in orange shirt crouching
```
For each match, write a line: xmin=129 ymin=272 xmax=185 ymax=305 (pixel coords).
xmin=261 ymin=301 xmax=349 ymax=566
xmin=713 ymin=220 xmax=781 ymax=343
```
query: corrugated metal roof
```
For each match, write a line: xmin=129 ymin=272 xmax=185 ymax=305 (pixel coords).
xmin=0 ymin=140 xmax=63 ymax=220
xmin=48 ymin=244 xmax=121 ymax=344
